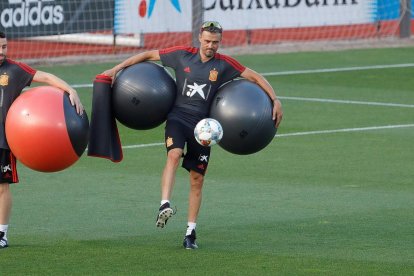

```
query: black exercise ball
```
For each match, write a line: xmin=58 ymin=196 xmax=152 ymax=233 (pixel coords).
xmin=112 ymin=62 xmax=176 ymax=130
xmin=210 ymin=79 xmax=277 ymax=155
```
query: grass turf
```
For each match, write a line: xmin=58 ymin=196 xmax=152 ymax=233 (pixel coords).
xmin=1 ymin=47 xmax=413 ymax=275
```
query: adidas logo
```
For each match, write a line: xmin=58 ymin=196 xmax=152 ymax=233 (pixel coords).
xmin=1 ymin=0 xmax=64 ymax=28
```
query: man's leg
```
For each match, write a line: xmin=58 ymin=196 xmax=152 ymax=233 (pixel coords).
xmin=183 ymin=170 xmax=204 ymax=249
xmin=161 ymin=148 xmax=183 ymax=201
xmin=0 ymin=183 xmax=11 ymax=248
xmin=156 ymin=148 xmax=182 ymax=228
xmin=187 ymin=170 xmax=204 ymax=223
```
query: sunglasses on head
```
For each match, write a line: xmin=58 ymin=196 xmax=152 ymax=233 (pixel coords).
xmin=200 ymin=21 xmax=223 ymax=33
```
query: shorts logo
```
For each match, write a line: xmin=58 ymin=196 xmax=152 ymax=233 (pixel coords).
xmin=198 ymin=154 xmax=209 ymax=162
xmin=2 ymin=164 xmax=11 ymax=173
xmin=166 ymin=136 xmax=173 ymax=147
xmin=0 ymin=74 xmax=9 ymax=86
xmin=209 ymin=68 xmax=218 ymax=82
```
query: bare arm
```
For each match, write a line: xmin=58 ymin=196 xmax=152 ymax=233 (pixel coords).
xmin=102 ymin=50 xmax=161 ymax=79
xmin=241 ymin=67 xmax=283 ymax=128
xmin=33 ymin=70 xmax=84 ymax=115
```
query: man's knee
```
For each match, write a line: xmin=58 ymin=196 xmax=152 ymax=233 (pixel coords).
xmin=190 ymin=171 xmax=204 ymax=187
xmin=167 ymin=148 xmax=183 ymax=166
xmin=0 ymin=184 xmax=10 ymax=196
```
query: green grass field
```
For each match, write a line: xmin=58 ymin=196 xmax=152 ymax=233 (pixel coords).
xmin=1 ymin=47 xmax=413 ymax=275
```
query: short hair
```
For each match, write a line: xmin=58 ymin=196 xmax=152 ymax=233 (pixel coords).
xmin=0 ymin=32 xmax=5 ymax=39
xmin=200 ymin=21 xmax=223 ymax=34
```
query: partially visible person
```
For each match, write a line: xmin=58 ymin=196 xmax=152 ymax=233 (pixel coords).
xmin=0 ymin=31 xmax=84 ymax=249
xmin=102 ymin=21 xmax=283 ymax=249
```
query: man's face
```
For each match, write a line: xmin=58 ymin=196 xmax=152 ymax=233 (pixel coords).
xmin=0 ymin=38 xmax=7 ymax=64
xmin=199 ymin=31 xmax=221 ymax=58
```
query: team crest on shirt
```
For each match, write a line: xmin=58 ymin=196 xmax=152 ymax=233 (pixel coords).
xmin=209 ymin=68 xmax=218 ymax=82
xmin=0 ymin=73 xmax=9 ymax=86
xmin=166 ymin=136 xmax=173 ymax=147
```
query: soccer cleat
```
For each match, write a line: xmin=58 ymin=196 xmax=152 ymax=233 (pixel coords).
xmin=0 ymin=238 xmax=8 ymax=249
xmin=0 ymin=231 xmax=8 ymax=249
xmin=156 ymin=202 xmax=175 ymax=228
xmin=183 ymin=229 xmax=198 ymax=249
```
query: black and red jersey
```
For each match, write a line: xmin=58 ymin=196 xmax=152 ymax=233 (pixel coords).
xmin=159 ymin=46 xmax=245 ymax=127
xmin=0 ymin=58 xmax=36 ymax=149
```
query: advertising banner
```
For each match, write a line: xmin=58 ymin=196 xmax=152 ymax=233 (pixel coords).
xmin=114 ymin=0 xmax=191 ymax=34
xmin=0 ymin=0 xmax=114 ymax=38
xmin=113 ymin=0 xmax=403 ymax=35
xmin=204 ymin=0 xmax=373 ymax=30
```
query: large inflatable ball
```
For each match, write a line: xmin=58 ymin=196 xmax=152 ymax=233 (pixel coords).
xmin=5 ymin=86 xmax=89 ymax=172
xmin=210 ymin=79 xmax=277 ymax=155
xmin=112 ymin=62 xmax=176 ymax=130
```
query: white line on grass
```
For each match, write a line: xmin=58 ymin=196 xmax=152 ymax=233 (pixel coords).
xmin=123 ymin=142 xmax=164 ymax=149
xmin=275 ymin=124 xmax=414 ymax=138
xmin=261 ymin=63 xmax=414 ymax=76
xmin=118 ymin=124 xmax=414 ymax=150
xmin=73 ymin=83 xmax=93 ymax=88
xmin=79 ymin=63 xmax=414 ymax=149
xmin=279 ymin=96 xmax=414 ymax=108
xmin=63 ymin=84 xmax=414 ymax=109
xmin=72 ymin=63 xmax=414 ymax=89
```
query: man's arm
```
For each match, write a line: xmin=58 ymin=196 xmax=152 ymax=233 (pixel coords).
xmin=33 ymin=70 xmax=84 ymax=115
xmin=102 ymin=50 xmax=161 ymax=78
xmin=241 ymin=67 xmax=283 ymax=127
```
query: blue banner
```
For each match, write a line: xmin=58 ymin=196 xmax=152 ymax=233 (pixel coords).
xmin=374 ymin=0 xmax=413 ymax=20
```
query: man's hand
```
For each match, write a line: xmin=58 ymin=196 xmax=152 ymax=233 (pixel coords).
xmin=272 ymin=99 xmax=283 ymax=128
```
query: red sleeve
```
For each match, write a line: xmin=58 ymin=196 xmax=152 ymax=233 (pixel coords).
xmin=159 ymin=46 xmax=198 ymax=55
xmin=6 ymin=59 xmax=36 ymax=75
xmin=215 ymin=53 xmax=246 ymax=73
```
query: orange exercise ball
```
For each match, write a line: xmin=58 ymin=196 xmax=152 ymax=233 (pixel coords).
xmin=5 ymin=86 xmax=89 ymax=172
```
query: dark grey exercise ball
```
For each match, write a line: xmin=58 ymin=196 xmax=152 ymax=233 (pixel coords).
xmin=112 ymin=62 xmax=176 ymax=130
xmin=210 ymin=79 xmax=277 ymax=155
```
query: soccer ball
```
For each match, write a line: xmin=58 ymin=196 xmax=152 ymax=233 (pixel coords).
xmin=194 ymin=118 xmax=223 ymax=147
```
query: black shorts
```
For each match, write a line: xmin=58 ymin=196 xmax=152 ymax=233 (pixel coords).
xmin=0 ymin=149 xmax=19 ymax=184
xmin=164 ymin=120 xmax=211 ymax=175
